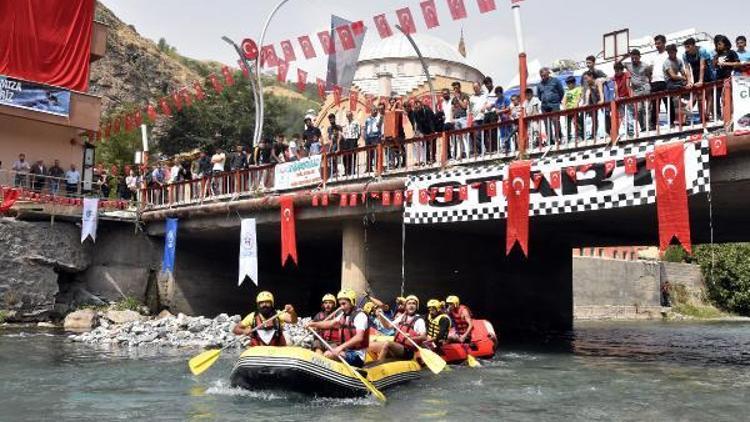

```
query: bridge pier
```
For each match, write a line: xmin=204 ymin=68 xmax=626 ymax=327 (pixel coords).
xmin=341 ymin=220 xmax=369 ymax=294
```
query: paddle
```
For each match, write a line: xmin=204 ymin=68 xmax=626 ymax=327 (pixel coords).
xmin=466 ymin=353 xmax=481 ymax=368
xmin=306 ymin=327 xmax=386 ymax=402
xmin=377 ymin=310 xmax=446 ymax=375
xmin=188 ymin=311 xmax=285 ymax=376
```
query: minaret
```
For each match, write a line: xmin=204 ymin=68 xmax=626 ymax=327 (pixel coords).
xmin=458 ymin=27 xmax=467 ymax=58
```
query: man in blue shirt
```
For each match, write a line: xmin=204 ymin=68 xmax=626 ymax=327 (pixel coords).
xmin=683 ymin=38 xmax=715 ymax=85
xmin=736 ymin=36 xmax=750 ymax=74
xmin=537 ymin=67 xmax=565 ymax=144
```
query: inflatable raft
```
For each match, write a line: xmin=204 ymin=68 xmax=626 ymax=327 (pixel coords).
xmin=230 ymin=346 xmax=424 ymax=398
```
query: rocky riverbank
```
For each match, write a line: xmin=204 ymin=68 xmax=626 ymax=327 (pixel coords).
xmin=67 ymin=310 xmax=314 ymax=349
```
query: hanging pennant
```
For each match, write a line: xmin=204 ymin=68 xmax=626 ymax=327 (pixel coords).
xmin=193 ymin=81 xmax=206 ymax=100
xmin=81 ymin=198 xmax=99 ymax=243
xmin=280 ymin=196 xmax=298 ymax=266
xmin=312 ymin=194 xmax=320 ymax=206
xmin=349 ymin=192 xmax=358 ymax=207
xmin=333 ymin=85 xmax=342 ymax=105
xmin=382 ymin=191 xmax=392 ymax=206
xmin=146 ymin=103 xmax=157 ymax=122
xmin=506 ymin=161 xmax=531 ymax=256
xmin=317 ymin=30 xmax=336 ymax=55
xmin=710 ymin=135 xmax=727 ymax=157
xmin=373 ymin=14 xmax=394 ymax=38
xmin=298 ymin=35 xmax=317 ymax=59
xmin=277 ymin=60 xmax=289 ymax=82
xmin=113 ymin=116 xmax=122 ymax=133
xmin=208 ymin=74 xmax=223 ymax=94
xmin=182 ymin=89 xmax=193 ymax=107
xmin=260 ymin=44 xmax=280 ymax=68
xmin=317 ymin=78 xmax=326 ymax=100
xmin=396 ymin=7 xmax=417 ymax=34
xmin=419 ymin=189 xmax=430 ymax=204
xmin=447 ymin=0 xmax=468 ymax=20
xmin=134 ymin=109 xmax=143 ymax=126
xmin=351 ymin=20 xmax=365 ymax=36
xmin=280 ymin=39 xmax=297 ymax=62
xmin=477 ymin=0 xmax=497 ymax=13
xmin=339 ymin=192 xmax=349 ymax=207
xmin=171 ymin=91 xmax=183 ymax=111
xmin=393 ymin=190 xmax=404 ymax=206
xmin=459 ymin=185 xmax=468 ymax=200
xmin=532 ymin=173 xmax=543 ymax=189
xmin=444 ymin=186 xmax=454 ymax=202
xmin=335 ymin=24 xmax=356 ymax=50
xmin=646 ymin=151 xmax=656 ymax=170
xmin=159 ymin=97 xmax=172 ymax=117
xmin=239 ymin=218 xmax=259 ymax=286
xmin=565 ymin=166 xmax=577 ymax=182
xmin=221 ymin=65 xmax=235 ymax=86
xmin=655 ymin=142 xmax=691 ymax=253
xmin=624 ymin=156 xmax=637 ymax=174
xmin=321 ymin=193 xmax=329 ymax=206
xmin=420 ymin=0 xmax=440 ymax=28
xmin=604 ymin=160 xmax=616 ymax=176
xmin=429 ymin=187 xmax=438 ymax=202
xmin=238 ymin=60 xmax=250 ymax=79
xmin=297 ymin=68 xmax=308 ymax=92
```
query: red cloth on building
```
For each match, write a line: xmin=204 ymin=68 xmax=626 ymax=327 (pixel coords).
xmin=0 ymin=0 xmax=95 ymax=91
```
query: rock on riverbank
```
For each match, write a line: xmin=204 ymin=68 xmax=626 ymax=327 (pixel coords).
xmin=68 ymin=312 xmax=314 ymax=349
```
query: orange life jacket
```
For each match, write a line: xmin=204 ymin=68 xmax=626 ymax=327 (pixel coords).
xmin=247 ymin=312 xmax=286 ymax=347
xmin=338 ymin=309 xmax=369 ymax=349
xmin=313 ymin=310 xmax=341 ymax=343
xmin=449 ymin=305 xmax=472 ymax=336
xmin=393 ymin=314 xmax=424 ymax=351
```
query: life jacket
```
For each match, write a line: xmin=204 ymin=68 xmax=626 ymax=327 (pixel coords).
xmin=338 ymin=309 xmax=369 ymax=349
xmin=427 ymin=313 xmax=451 ymax=342
xmin=313 ymin=310 xmax=341 ymax=343
xmin=247 ymin=312 xmax=286 ymax=347
xmin=449 ymin=305 xmax=472 ymax=336
xmin=394 ymin=314 xmax=424 ymax=351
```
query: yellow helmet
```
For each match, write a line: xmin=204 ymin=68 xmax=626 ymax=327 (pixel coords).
xmin=321 ymin=293 xmax=336 ymax=304
xmin=396 ymin=296 xmax=406 ymax=305
xmin=404 ymin=294 xmax=420 ymax=308
xmin=427 ymin=299 xmax=441 ymax=309
xmin=446 ymin=295 xmax=460 ymax=306
xmin=256 ymin=291 xmax=274 ymax=306
xmin=362 ymin=301 xmax=377 ymax=315
xmin=337 ymin=288 xmax=357 ymax=304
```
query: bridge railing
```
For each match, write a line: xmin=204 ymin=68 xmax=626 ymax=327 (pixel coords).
xmin=141 ymin=80 xmax=733 ymax=210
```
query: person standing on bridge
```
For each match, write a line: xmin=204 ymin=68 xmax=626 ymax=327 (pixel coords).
xmin=232 ymin=291 xmax=297 ymax=347
xmin=341 ymin=111 xmax=361 ymax=176
xmin=446 ymin=295 xmax=474 ymax=344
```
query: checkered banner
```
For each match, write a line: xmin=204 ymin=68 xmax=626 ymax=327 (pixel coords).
xmin=404 ymin=139 xmax=711 ymax=225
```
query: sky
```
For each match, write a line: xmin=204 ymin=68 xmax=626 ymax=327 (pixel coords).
xmin=101 ymin=0 xmax=750 ymax=87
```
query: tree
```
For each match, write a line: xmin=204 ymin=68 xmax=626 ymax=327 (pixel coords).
xmin=693 ymin=243 xmax=750 ymax=316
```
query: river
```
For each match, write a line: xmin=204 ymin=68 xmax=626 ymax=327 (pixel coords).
xmin=1 ymin=321 xmax=748 ymax=421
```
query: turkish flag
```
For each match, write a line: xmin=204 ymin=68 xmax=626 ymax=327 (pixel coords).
xmin=280 ymin=196 xmax=298 ymax=266
xmin=477 ymin=0 xmax=497 ymax=13
xmin=146 ymin=104 xmax=157 ymax=122
xmin=298 ymin=35 xmax=317 ymax=59
xmin=394 ymin=190 xmax=404 ymax=206
xmin=655 ymin=142 xmax=691 ymax=253
xmin=277 ymin=60 xmax=289 ymax=82
xmin=550 ymin=170 xmax=561 ymax=190
xmin=208 ymin=74 xmax=223 ymax=94
xmin=124 ymin=114 xmax=133 ymax=132
xmin=447 ymin=0 xmax=468 ymax=20
xmin=317 ymin=78 xmax=326 ymax=100
xmin=406 ymin=190 xmax=414 ymax=204
xmin=351 ymin=20 xmax=365 ymax=36
xmin=238 ymin=60 xmax=250 ymax=79
xmin=459 ymin=185 xmax=469 ymax=200
xmin=240 ymin=38 xmax=259 ymax=60
xmin=429 ymin=187 xmax=438 ymax=202
xmin=134 ymin=109 xmax=143 ymax=126
xmin=222 ymin=65 xmax=235 ymax=86
xmin=112 ymin=117 xmax=121 ymax=134
xmin=333 ymin=85 xmax=342 ymax=105
xmin=487 ymin=180 xmax=497 ymax=197
xmin=321 ymin=193 xmax=329 ymax=206
xmin=336 ymin=25 xmax=356 ymax=50
xmin=565 ymin=167 xmax=577 ymax=182
xmin=1 ymin=188 xmax=20 ymax=212
xmin=103 ymin=122 xmax=111 ymax=139
xmin=349 ymin=192 xmax=358 ymax=207
xmin=382 ymin=191 xmax=391 ymax=206
xmin=159 ymin=98 xmax=172 ymax=117
xmin=420 ymin=0 xmax=440 ymax=28
xmin=444 ymin=186 xmax=454 ymax=202
xmin=532 ymin=173 xmax=543 ymax=189
xmin=260 ymin=45 xmax=280 ymax=67
xmin=624 ymin=156 xmax=637 ymax=175
xmin=506 ymin=161 xmax=531 ymax=256
xmin=193 ymin=81 xmax=206 ymax=100
xmin=312 ymin=195 xmax=319 ymax=207
xmin=349 ymin=90 xmax=359 ymax=111
xmin=280 ymin=40 xmax=296 ymax=62
xmin=373 ymin=14 xmax=393 ymax=38
xmin=339 ymin=193 xmax=348 ymax=207
xmin=182 ymin=89 xmax=193 ymax=107
xmin=171 ymin=91 xmax=183 ymax=111
xmin=297 ymin=68 xmax=308 ymax=92
xmin=396 ymin=8 xmax=417 ymax=34
xmin=604 ymin=160 xmax=616 ymax=176
xmin=317 ymin=31 xmax=336 ymax=55
xmin=710 ymin=135 xmax=727 ymax=157
xmin=419 ymin=189 xmax=430 ymax=204
xmin=646 ymin=151 xmax=655 ymax=170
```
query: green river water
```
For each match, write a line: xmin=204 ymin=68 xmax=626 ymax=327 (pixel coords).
xmin=1 ymin=321 xmax=749 ymax=421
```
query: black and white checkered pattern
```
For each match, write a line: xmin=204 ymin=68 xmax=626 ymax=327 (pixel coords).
xmin=404 ymin=139 xmax=711 ymax=225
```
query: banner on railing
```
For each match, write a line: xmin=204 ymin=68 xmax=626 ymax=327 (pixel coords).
xmin=274 ymin=155 xmax=323 ymax=190
xmin=404 ymin=139 xmax=711 ymax=225
xmin=0 ymin=75 xmax=71 ymax=117
xmin=733 ymin=75 xmax=750 ymax=132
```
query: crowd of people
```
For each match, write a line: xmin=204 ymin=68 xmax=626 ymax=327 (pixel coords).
xmin=232 ymin=289 xmax=489 ymax=368
xmin=7 ymin=153 xmax=82 ymax=195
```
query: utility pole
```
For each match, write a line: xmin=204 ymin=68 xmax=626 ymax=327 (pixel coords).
xmin=511 ymin=1 xmax=529 ymax=156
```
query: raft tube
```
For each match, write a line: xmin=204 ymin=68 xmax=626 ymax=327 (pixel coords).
xmin=230 ymin=346 xmax=424 ymax=398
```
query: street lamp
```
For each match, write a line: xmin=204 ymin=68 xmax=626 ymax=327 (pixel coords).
xmin=511 ymin=1 xmax=529 ymax=156
xmin=221 ymin=36 xmax=261 ymax=148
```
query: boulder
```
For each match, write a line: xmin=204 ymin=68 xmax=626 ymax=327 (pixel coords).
xmin=64 ymin=309 xmax=98 ymax=331
xmin=104 ymin=309 xmax=143 ymax=325
xmin=157 ymin=309 xmax=174 ymax=319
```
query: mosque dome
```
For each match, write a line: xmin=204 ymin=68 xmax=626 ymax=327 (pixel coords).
xmin=359 ymin=33 xmax=469 ymax=64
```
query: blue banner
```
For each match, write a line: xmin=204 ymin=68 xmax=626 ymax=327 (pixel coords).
xmin=0 ymin=75 xmax=71 ymax=117
xmin=162 ymin=218 xmax=179 ymax=273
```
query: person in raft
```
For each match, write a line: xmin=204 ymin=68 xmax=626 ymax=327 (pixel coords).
xmin=306 ymin=289 xmax=370 ymax=367
xmin=232 ymin=291 xmax=297 ymax=346
xmin=363 ymin=294 xmax=404 ymax=336
xmin=424 ymin=299 xmax=451 ymax=351
xmin=377 ymin=295 xmax=427 ymax=361
xmin=311 ymin=293 xmax=340 ymax=354
xmin=445 ymin=295 xmax=473 ymax=344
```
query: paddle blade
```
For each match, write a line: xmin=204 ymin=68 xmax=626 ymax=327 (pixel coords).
xmin=466 ymin=354 xmax=482 ymax=368
xmin=352 ymin=370 xmax=387 ymax=402
xmin=419 ymin=348 xmax=447 ymax=374
xmin=188 ymin=349 xmax=222 ymax=376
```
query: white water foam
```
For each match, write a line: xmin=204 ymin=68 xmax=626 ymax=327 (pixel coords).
xmin=2 ymin=332 xmax=56 ymax=338
xmin=302 ymin=396 xmax=380 ymax=408
xmin=204 ymin=379 xmax=284 ymax=400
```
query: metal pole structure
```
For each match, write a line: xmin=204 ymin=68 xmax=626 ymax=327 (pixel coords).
xmin=511 ymin=2 xmax=529 ymax=156
xmin=255 ymin=0 xmax=291 ymax=145
xmin=221 ymin=36 xmax=261 ymax=148
xmin=394 ymin=25 xmax=438 ymax=112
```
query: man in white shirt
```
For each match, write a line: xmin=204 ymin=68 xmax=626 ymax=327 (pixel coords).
xmin=341 ymin=111 xmax=361 ymax=175
xmin=378 ymin=295 xmax=427 ymax=361
xmin=648 ymin=34 xmax=670 ymax=129
xmin=12 ymin=153 xmax=31 ymax=187
xmin=211 ymin=149 xmax=226 ymax=173
xmin=307 ymin=289 xmax=370 ymax=367
xmin=64 ymin=164 xmax=80 ymax=194
xmin=469 ymin=82 xmax=488 ymax=155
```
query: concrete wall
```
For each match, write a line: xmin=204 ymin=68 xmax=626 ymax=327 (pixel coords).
xmin=0 ymin=114 xmax=83 ymax=176
xmin=661 ymin=262 xmax=704 ymax=291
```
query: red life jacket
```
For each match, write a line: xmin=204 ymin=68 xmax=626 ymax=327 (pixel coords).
xmin=338 ymin=309 xmax=369 ymax=349
xmin=247 ymin=312 xmax=286 ymax=347
xmin=313 ymin=310 xmax=341 ymax=343
xmin=393 ymin=314 xmax=424 ymax=351
xmin=449 ymin=305 xmax=472 ymax=336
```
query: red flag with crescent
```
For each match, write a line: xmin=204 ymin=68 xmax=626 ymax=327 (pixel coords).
xmin=171 ymin=91 xmax=183 ymax=111
xmin=339 ymin=193 xmax=348 ymax=207
xmin=280 ymin=195 xmax=298 ymax=266
xmin=333 ymin=85 xmax=342 ymax=106
xmin=134 ymin=109 xmax=143 ymax=126
xmin=710 ymin=135 xmax=727 ymax=157
xmin=477 ymin=0 xmax=497 ymax=13
xmin=312 ymin=194 xmax=319 ymax=207
xmin=382 ymin=191 xmax=391 ymax=206
xmin=280 ymin=40 xmax=296 ymax=62
xmin=277 ymin=60 xmax=289 ymax=83
xmin=317 ymin=31 xmax=336 ymax=55
xmin=624 ymin=156 xmax=637 ymax=174
xmin=316 ymin=78 xmax=326 ymax=100
xmin=349 ymin=192 xmax=358 ymax=207
xmin=260 ymin=45 xmax=279 ymax=68
xmin=193 ymin=81 xmax=206 ymax=100
xmin=237 ymin=60 xmax=249 ymax=79
xmin=208 ymin=74 xmax=223 ymax=94
xmin=240 ymin=38 xmax=258 ymax=60
xmin=394 ymin=190 xmax=404 ymax=206
xmin=321 ymin=193 xmax=329 ymax=206
xmin=335 ymin=25 xmax=356 ymax=50
xmin=420 ymin=0 xmax=440 ymax=28
xmin=447 ymin=0 xmax=468 ymax=20
xmin=419 ymin=189 xmax=429 ymax=204
xmin=297 ymin=69 xmax=308 ymax=92
xmin=396 ymin=8 xmax=417 ymax=34
xmin=486 ymin=180 xmax=497 ymax=197
xmin=444 ymin=186 xmax=454 ymax=202
xmin=565 ymin=166 xmax=577 ymax=182
xmin=124 ymin=114 xmax=133 ymax=132
xmin=646 ymin=151 xmax=656 ymax=170
xmin=459 ymin=185 xmax=468 ymax=200
xmin=349 ymin=90 xmax=359 ymax=111
xmin=506 ymin=160 xmax=531 ymax=256
xmin=532 ymin=172 xmax=543 ymax=189
xmin=351 ymin=20 xmax=365 ymax=36
xmin=604 ymin=160 xmax=616 ymax=176
xmin=182 ymin=89 xmax=193 ymax=107
xmin=298 ymin=35 xmax=317 ymax=59
xmin=159 ymin=97 xmax=172 ymax=117
xmin=221 ymin=65 xmax=235 ymax=86
xmin=655 ymin=142 xmax=691 ymax=253
xmin=373 ymin=14 xmax=393 ymax=38
xmin=146 ymin=104 xmax=157 ymax=122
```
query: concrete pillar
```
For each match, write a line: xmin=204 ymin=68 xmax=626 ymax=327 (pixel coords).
xmin=341 ymin=220 xmax=369 ymax=295
xmin=377 ymin=72 xmax=393 ymax=97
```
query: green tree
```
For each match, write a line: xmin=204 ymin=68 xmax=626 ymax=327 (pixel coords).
xmin=693 ymin=243 xmax=750 ymax=316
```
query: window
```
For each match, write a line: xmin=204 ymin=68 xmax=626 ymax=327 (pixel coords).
xmin=397 ymin=63 xmax=405 ymax=75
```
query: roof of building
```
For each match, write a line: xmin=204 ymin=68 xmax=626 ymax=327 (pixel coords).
xmin=358 ymin=32 xmax=470 ymax=65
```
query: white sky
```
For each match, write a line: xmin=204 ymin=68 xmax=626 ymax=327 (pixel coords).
xmin=101 ymin=0 xmax=750 ymax=86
